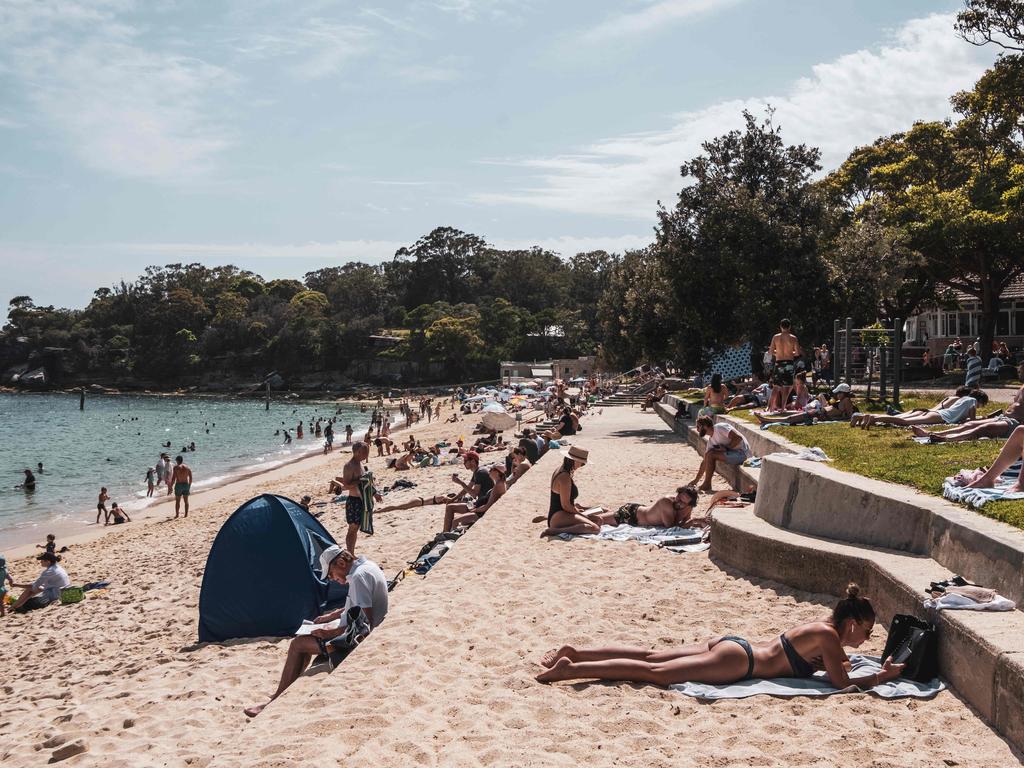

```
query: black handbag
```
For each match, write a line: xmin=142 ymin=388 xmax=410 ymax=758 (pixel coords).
xmin=881 ymin=614 xmax=939 ymax=682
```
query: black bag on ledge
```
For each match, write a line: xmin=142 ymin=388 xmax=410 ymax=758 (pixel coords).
xmin=881 ymin=614 xmax=939 ymax=682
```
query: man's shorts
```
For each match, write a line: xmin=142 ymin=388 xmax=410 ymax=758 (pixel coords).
xmin=174 ymin=482 xmax=191 ymax=497
xmin=346 ymin=495 xmax=365 ymax=525
xmin=614 ymin=503 xmax=641 ymax=526
xmin=771 ymin=360 xmax=796 ymax=386
xmin=722 ymin=449 xmax=748 ymax=465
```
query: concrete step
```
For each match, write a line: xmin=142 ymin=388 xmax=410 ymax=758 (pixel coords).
xmin=711 ymin=507 xmax=1024 ymax=753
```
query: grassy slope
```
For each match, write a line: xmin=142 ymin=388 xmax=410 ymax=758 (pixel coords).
xmin=683 ymin=392 xmax=1024 ymax=530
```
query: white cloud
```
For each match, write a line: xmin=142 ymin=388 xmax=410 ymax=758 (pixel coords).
xmin=474 ymin=14 xmax=997 ymax=220
xmin=397 ymin=56 xmax=465 ymax=82
xmin=0 ymin=0 xmax=233 ymax=182
xmin=581 ymin=0 xmax=745 ymax=43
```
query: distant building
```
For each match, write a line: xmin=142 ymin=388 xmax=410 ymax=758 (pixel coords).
xmin=499 ymin=356 xmax=597 ymax=384
xmin=904 ymin=277 xmax=1024 ymax=355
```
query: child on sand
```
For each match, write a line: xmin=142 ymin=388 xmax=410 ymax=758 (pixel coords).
xmin=0 ymin=555 xmax=13 ymax=616
xmin=97 ymin=487 xmax=110 ymax=525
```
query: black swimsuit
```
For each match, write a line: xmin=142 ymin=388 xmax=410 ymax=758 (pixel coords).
xmin=780 ymin=633 xmax=816 ymax=677
xmin=548 ymin=475 xmax=579 ymax=523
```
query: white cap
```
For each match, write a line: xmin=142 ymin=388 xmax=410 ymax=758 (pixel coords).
xmin=318 ymin=544 xmax=345 ymax=579
xmin=833 ymin=383 xmax=852 ymax=394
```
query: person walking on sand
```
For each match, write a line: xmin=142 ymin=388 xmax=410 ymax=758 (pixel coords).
xmin=767 ymin=319 xmax=802 ymax=412
xmin=96 ymin=487 xmax=110 ymax=525
xmin=146 ymin=466 xmax=156 ymax=497
xmin=171 ymin=455 xmax=193 ymax=519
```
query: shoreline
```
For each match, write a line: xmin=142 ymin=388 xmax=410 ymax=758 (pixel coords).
xmin=0 ymin=396 xmax=464 ymax=559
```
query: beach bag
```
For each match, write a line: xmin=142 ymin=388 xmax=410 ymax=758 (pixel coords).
xmin=881 ymin=614 xmax=938 ymax=682
xmin=324 ymin=606 xmax=372 ymax=670
xmin=60 ymin=586 xmax=85 ymax=605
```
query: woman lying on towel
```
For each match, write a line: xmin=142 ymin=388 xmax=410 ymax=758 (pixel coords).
xmin=914 ymin=378 xmax=1024 ymax=443
xmin=583 ymin=487 xmax=741 ymax=529
xmin=536 ymin=583 xmax=904 ymax=688
xmin=754 ymin=383 xmax=855 ymax=425
xmin=850 ymin=390 xmax=988 ymax=429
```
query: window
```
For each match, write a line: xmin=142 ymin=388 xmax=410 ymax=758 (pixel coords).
xmin=997 ymin=310 xmax=1011 ymax=336
xmin=1015 ymin=310 xmax=1024 ymax=337
xmin=958 ymin=313 xmax=972 ymax=337
xmin=945 ymin=312 xmax=957 ymax=337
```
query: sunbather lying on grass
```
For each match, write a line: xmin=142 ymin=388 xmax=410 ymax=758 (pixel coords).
xmin=851 ymin=390 xmax=988 ymax=429
xmin=754 ymin=384 xmax=855 ymax=425
xmin=965 ymin=425 xmax=1024 ymax=491
xmin=536 ymin=583 xmax=903 ymax=688
xmin=918 ymin=377 xmax=1024 ymax=443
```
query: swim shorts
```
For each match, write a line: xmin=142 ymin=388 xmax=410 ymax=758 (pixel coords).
xmin=174 ymin=482 xmax=190 ymax=497
xmin=999 ymin=415 xmax=1020 ymax=433
xmin=614 ymin=503 xmax=641 ymax=526
xmin=771 ymin=360 xmax=796 ymax=387
xmin=346 ymin=495 xmax=365 ymax=525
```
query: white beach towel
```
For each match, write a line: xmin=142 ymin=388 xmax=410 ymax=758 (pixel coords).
xmin=943 ymin=460 xmax=1024 ymax=508
xmin=671 ymin=655 xmax=944 ymax=700
xmin=556 ymin=524 xmax=708 ymax=552
xmin=923 ymin=593 xmax=1016 ymax=611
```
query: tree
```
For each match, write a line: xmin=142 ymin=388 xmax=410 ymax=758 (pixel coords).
xmin=957 ymin=0 xmax=1024 ymax=51
xmin=653 ymin=109 xmax=832 ymax=369
xmin=389 ymin=228 xmax=490 ymax=308
xmin=824 ymin=56 xmax=1024 ymax=362
xmin=425 ymin=315 xmax=484 ymax=377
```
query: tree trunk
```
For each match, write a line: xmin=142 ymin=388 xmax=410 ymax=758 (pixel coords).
xmin=978 ymin=278 xmax=998 ymax=366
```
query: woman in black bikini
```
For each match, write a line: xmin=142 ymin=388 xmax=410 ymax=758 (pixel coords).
xmin=536 ymin=584 xmax=903 ymax=688
xmin=539 ymin=446 xmax=601 ymax=537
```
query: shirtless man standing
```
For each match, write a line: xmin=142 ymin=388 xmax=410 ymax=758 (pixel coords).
xmin=171 ymin=455 xmax=193 ymax=519
xmin=767 ymin=318 xmax=802 ymax=412
xmin=339 ymin=442 xmax=382 ymax=553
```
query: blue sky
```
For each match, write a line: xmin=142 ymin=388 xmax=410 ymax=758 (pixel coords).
xmin=0 ymin=0 xmax=999 ymax=308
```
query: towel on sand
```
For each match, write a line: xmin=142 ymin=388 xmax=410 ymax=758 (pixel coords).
xmin=672 ymin=655 xmax=944 ymax=700
xmin=943 ymin=460 xmax=1024 ymax=508
xmin=557 ymin=525 xmax=708 ymax=552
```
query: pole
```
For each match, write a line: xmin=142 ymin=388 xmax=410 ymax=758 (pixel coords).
xmin=832 ymin=319 xmax=839 ymax=385
xmin=894 ymin=317 xmax=903 ymax=407
xmin=79 ymin=387 xmax=85 ymax=411
xmin=265 ymin=380 xmax=270 ymax=411
xmin=844 ymin=317 xmax=853 ymax=384
xmin=879 ymin=338 xmax=887 ymax=402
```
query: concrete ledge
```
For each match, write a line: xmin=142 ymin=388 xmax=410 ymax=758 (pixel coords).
xmin=654 ymin=401 xmax=758 ymax=492
xmin=711 ymin=508 xmax=1024 ymax=752
xmin=754 ymin=453 xmax=1024 ymax=607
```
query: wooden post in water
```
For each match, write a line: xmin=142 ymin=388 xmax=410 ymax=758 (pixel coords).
xmin=265 ymin=380 xmax=271 ymax=411
xmin=79 ymin=387 xmax=85 ymax=411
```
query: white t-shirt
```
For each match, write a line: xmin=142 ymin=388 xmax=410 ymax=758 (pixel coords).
xmin=32 ymin=564 xmax=70 ymax=602
xmin=344 ymin=557 xmax=389 ymax=628
xmin=709 ymin=423 xmax=751 ymax=456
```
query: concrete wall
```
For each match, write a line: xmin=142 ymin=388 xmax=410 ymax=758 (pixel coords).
xmin=753 ymin=454 xmax=1024 ymax=607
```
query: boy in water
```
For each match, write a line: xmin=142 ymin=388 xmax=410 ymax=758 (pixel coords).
xmin=97 ymin=487 xmax=109 ymax=525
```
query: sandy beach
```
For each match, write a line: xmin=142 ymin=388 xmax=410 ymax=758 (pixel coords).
xmin=1 ymin=403 xmax=1019 ymax=767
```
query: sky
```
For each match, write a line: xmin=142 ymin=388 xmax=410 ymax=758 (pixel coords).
xmin=0 ymin=0 xmax=1001 ymax=308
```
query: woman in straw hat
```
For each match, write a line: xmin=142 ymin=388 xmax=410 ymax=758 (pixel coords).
xmin=539 ymin=446 xmax=603 ymax=537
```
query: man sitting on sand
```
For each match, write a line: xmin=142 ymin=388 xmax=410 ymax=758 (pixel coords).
xmin=443 ymin=464 xmax=507 ymax=532
xmin=244 ymin=546 xmax=388 ymax=718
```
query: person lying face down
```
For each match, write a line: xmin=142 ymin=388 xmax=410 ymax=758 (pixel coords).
xmin=536 ymin=583 xmax=903 ymax=690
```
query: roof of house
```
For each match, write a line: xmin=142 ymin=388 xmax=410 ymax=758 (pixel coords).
xmin=947 ymin=275 xmax=1024 ymax=303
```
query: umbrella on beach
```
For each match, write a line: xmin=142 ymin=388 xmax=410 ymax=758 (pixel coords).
xmin=481 ymin=410 xmax=516 ymax=431
xmin=518 ymin=388 xmax=537 ymax=395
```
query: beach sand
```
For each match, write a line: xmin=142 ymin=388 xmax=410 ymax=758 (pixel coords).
xmin=1 ymin=403 xmax=1019 ymax=766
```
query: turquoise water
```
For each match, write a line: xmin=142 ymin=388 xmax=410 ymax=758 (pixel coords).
xmin=0 ymin=392 xmax=369 ymax=548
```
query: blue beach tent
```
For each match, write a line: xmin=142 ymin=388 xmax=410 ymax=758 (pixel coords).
xmin=198 ymin=494 xmax=348 ymax=642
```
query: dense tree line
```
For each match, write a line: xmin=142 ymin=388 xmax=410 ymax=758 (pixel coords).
xmin=2 ymin=230 xmax=617 ymax=385
xmin=5 ymin=2 xmax=1022 ymax=385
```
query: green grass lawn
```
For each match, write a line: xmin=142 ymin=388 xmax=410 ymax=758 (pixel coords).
xmin=727 ymin=395 xmax=1024 ymax=530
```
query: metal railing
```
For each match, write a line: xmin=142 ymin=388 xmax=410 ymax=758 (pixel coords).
xmin=833 ymin=317 xmax=903 ymax=405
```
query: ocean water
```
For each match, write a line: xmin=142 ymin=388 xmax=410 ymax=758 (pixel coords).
xmin=0 ymin=392 xmax=371 ymax=548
